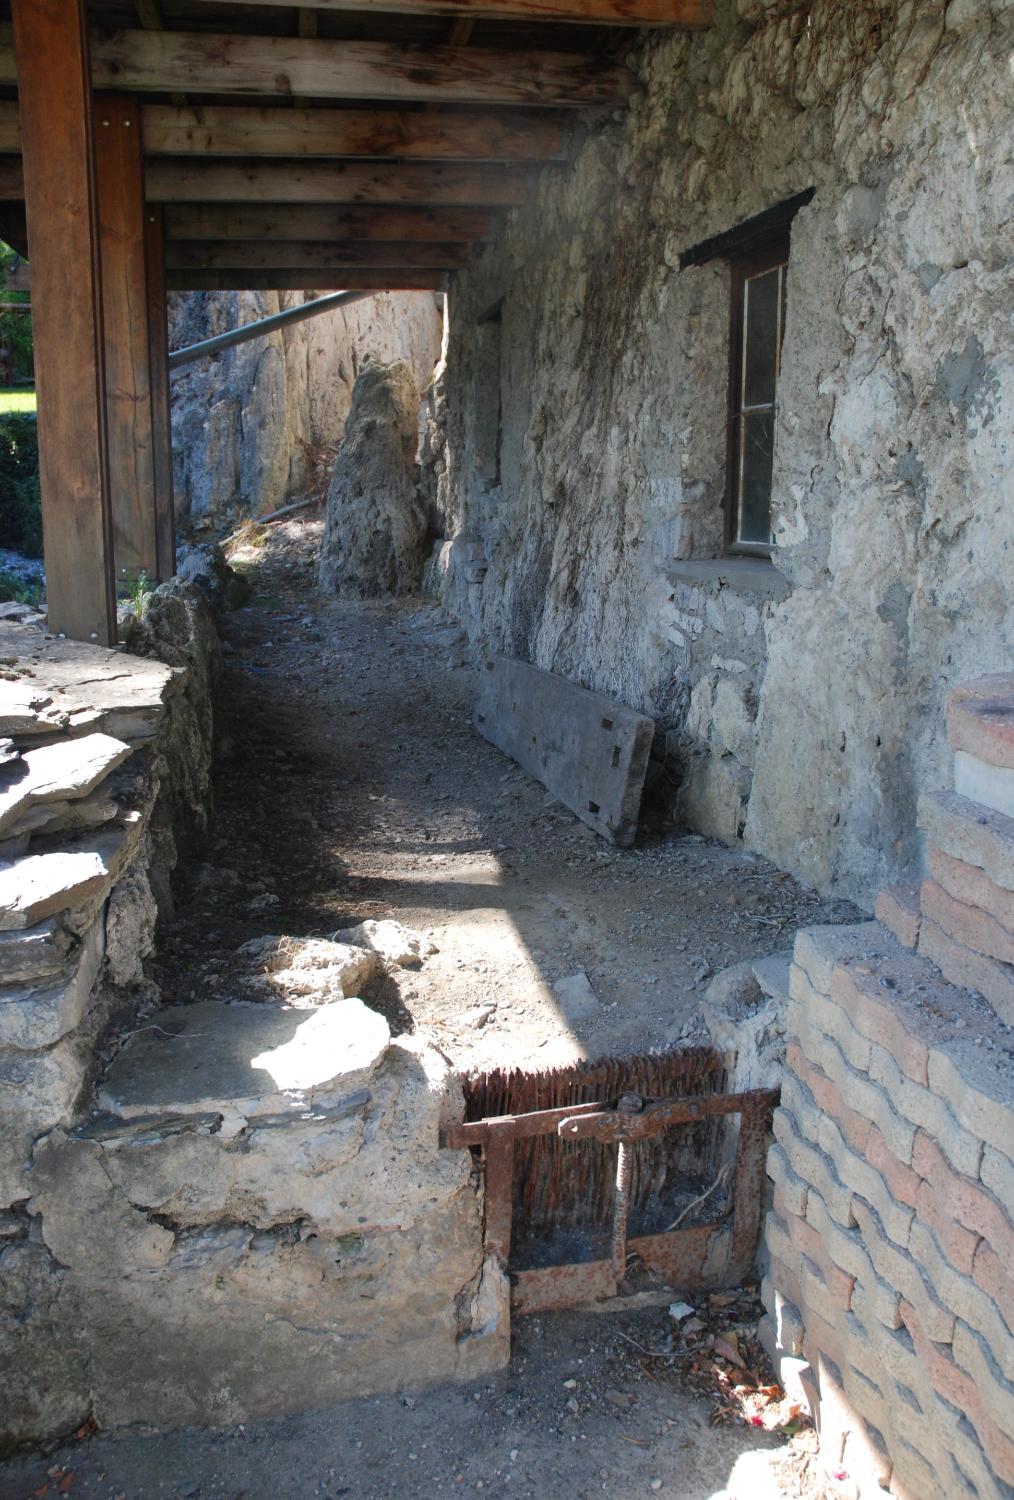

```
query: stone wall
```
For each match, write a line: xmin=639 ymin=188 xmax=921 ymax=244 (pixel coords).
xmin=170 ymin=290 xmax=443 ymax=534
xmin=759 ymin=676 xmax=1014 ymax=1500
xmin=432 ymin=0 xmax=1013 ymax=904
xmin=0 ymin=589 xmax=215 ymax=1212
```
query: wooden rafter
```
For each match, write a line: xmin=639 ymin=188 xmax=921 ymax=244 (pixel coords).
xmin=166 ymin=269 xmax=449 ymax=291
xmin=134 ymin=0 xmax=186 ymax=108
xmin=0 ymin=99 xmax=564 ymax=162
xmin=183 ymin=0 xmax=713 ymax=27
xmin=0 ymin=27 xmax=632 ymax=109
xmin=164 ymin=203 xmax=495 ymax=241
xmin=145 ymin=159 xmax=532 ymax=205
xmin=165 ymin=239 xmax=471 ymax=269
xmin=0 ymin=155 xmax=530 ymax=215
xmin=146 ymin=105 xmax=563 ymax=162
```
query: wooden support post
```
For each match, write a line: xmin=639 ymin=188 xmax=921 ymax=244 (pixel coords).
xmin=93 ymin=93 xmax=159 ymax=584
xmin=10 ymin=0 xmax=115 ymax=645
xmin=144 ymin=205 xmax=175 ymax=580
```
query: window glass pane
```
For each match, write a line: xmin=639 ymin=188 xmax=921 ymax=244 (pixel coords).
xmin=742 ymin=266 xmax=781 ymax=408
xmin=738 ymin=409 xmax=775 ymax=545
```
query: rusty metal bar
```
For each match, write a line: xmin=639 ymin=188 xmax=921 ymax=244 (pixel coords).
xmin=482 ymin=1121 xmax=516 ymax=1265
xmin=730 ymin=1092 xmax=777 ymax=1272
xmin=443 ymin=1100 xmax=603 ymax=1149
xmin=610 ymin=1093 xmax=643 ymax=1282
xmin=447 ymin=1080 xmax=779 ymax=1312
xmin=556 ymin=1089 xmax=779 ymax=1144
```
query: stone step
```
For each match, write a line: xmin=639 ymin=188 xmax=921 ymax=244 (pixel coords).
xmin=0 ymin=919 xmax=105 ymax=1050
xmin=98 ymin=997 xmax=391 ymax=1130
xmin=0 ymin=621 xmax=176 ymax=745
xmin=0 ymin=731 xmax=131 ymax=837
xmin=0 ymin=823 xmax=139 ymax=930
xmin=0 ymin=918 xmax=74 ymax=985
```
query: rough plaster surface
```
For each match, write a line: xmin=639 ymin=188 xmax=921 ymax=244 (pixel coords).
xmin=170 ymin=291 xmax=441 ymax=532
xmin=433 ymin=0 xmax=1013 ymax=904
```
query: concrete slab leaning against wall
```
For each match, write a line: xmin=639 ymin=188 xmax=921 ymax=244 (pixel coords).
xmin=474 ymin=656 xmax=654 ymax=846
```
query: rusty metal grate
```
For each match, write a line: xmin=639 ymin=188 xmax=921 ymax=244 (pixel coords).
xmin=444 ymin=1049 xmax=778 ymax=1314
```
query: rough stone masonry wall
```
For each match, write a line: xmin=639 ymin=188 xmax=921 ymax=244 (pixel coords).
xmin=171 ymin=290 xmax=443 ymax=534
xmin=433 ymin=0 xmax=1014 ymax=903
xmin=760 ymin=676 xmax=1014 ymax=1500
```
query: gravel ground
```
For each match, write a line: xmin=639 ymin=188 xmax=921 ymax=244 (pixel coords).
xmin=154 ymin=517 xmax=861 ymax=1073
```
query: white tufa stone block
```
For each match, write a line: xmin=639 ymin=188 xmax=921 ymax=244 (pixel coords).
xmin=954 ymin=749 xmax=1014 ymax=820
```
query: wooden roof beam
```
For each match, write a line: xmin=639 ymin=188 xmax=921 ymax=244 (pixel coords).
xmin=167 ymin=268 xmax=449 ymax=291
xmin=145 ymin=104 xmax=565 ymax=161
xmin=0 ymin=27 xmax=632 ymax=108
xmin=183 ymin=0 xmax=713 ymax=28
xmin=0 ymin=99 xmax=566 ymax=161
xmin=0 ymin=158 xmax=528 ymax=209
xmin=164 ymin=203 xmax=495 ymax=241
xmin=0 ymin=154 xmax=528 ymax=205
xmin=166 ymin=239 xmax=470 ymax=269
xmin=145 ymin=158 xmax=533 ymax=205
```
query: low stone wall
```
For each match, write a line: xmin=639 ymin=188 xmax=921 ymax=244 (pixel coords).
xmin=0 ymin=587 xmax=215 ymax=1212
xmin=0 ymin=586 xmax=505 ymax=1450
xmin=760 ymin=677 xmax=1014 ymax=1500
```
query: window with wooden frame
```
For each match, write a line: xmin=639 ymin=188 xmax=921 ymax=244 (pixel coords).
xmin=680 ymin=189 xmax=813 ymax=563
xmin=725 ymin=231 xmax=789 ymax=554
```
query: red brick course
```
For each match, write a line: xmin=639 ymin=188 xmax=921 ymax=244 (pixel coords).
xmin=918 ymin=916 xmax=1014 ymax=1026
xmin=914 ymin=1179 xmax=980 ymax=1275
xmin=947 ymin=675 xmax=1014 ymax=771
xmin=921 ymin=878 xmax=1014 ymax=966
xmin=828 ymin=962 xmax=929 ymax=1086
xmin=901 ymin=1300 xmax=1014 ymax=1484
xmin=875 ymin=885 xmax=921 ymax=950
xmin=787 ymin=1041 xmax=873 ymax=1155
xmin=930 ymin=847 xmax=1014 ymax=930
xmin=971 ymin=1241 xmax=1014 ymax=1337
xmin=866 ymin=1128 xmax=921 ymax=1210
xmin=912 ymin=1131 xmax=1014 ymax=1265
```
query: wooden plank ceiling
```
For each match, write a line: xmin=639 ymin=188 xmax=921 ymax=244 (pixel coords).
xmin=0 ymin=0 xmax=712 ymax=291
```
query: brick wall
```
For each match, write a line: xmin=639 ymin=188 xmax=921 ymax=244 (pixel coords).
xmin=760 ymin=676 xmax=1014 ymax=1500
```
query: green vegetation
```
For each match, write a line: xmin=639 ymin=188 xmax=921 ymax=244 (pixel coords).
xmin=0 ymin=566 xmax=41 ymax=607
xmin=123 ymin=569 xmax=154 ymax=614
xmin=0 ymin=412 xmax=41 ymax=558
xmin=0 ymin=244 xmax=39 ymax=560
xmin=0 ymin=243 xmax=32 ymax=385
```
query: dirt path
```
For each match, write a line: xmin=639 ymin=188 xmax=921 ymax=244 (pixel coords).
xmin=156 ymin=517 xmax=858 ymax=1074
xmin=0 ymin=1305 xmax=821 ymax=1500
xmin=1 ymin=518 xmax=843 ymax=1500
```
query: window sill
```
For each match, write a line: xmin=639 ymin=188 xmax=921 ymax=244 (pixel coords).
xmin=664 ymin=557 xmax=792 ymax=600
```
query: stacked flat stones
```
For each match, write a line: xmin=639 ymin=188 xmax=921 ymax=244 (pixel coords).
xmin=0 ymin=621 xmax=175 ymax=1206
